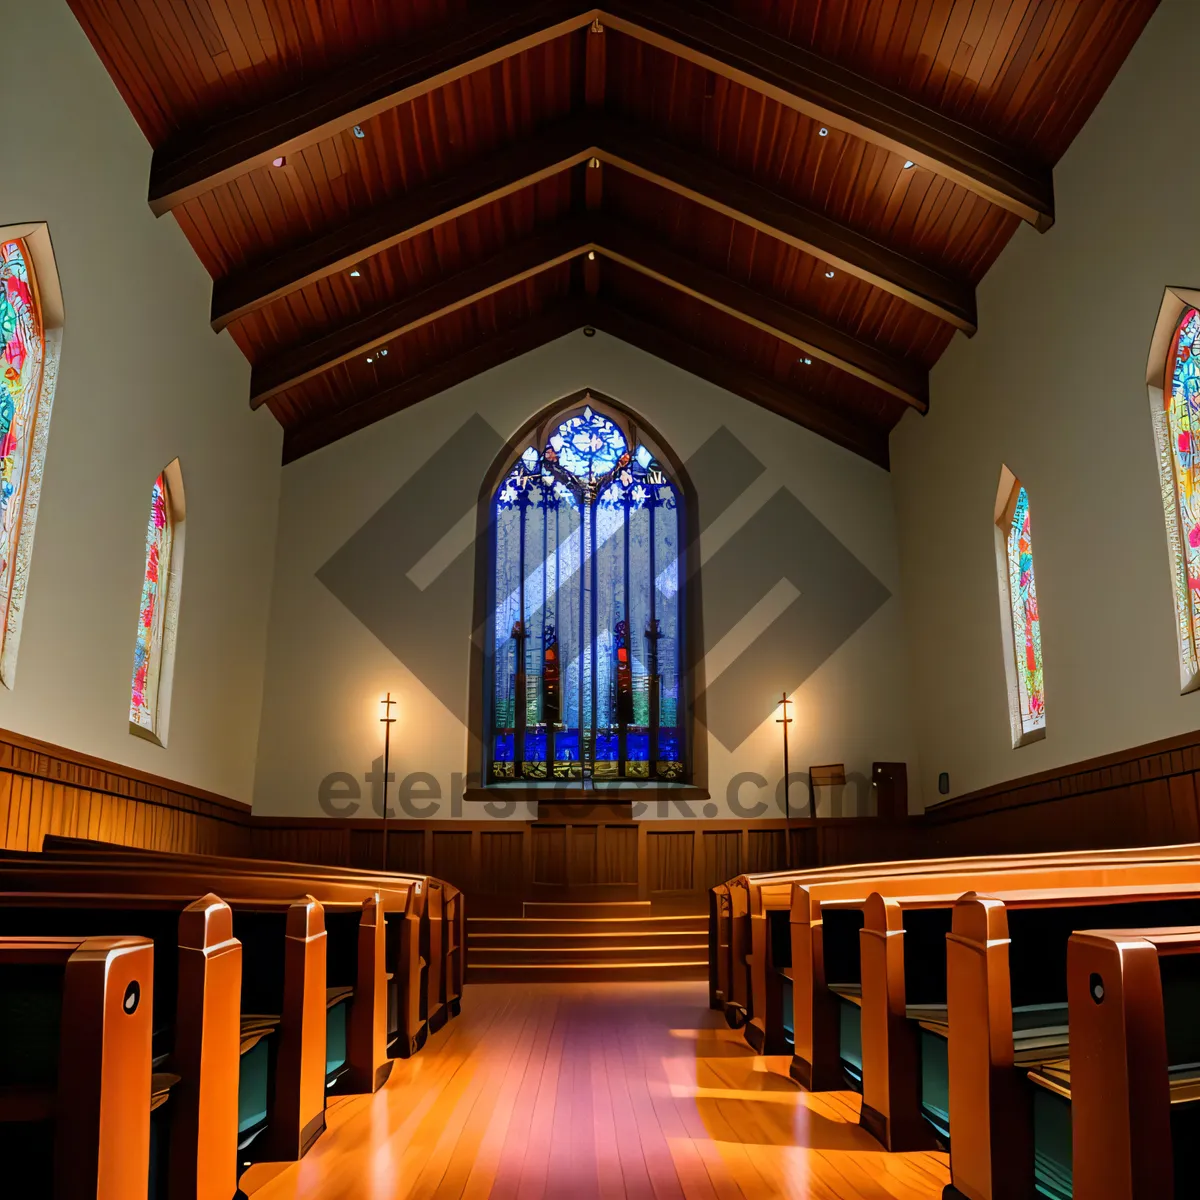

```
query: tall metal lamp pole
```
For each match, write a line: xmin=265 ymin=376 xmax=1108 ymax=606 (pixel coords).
xmin=380 ymin=692 xmax=397 ymax=871
xmin=776 ymin=692 xmax=793 ymax=863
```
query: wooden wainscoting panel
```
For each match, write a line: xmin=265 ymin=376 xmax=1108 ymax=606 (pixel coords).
xmin=387 ymin=829 xmax=427 ymax=874
xmin=0 ymin=728 xmax=249 ymax=856
xmin=431 ymin=830 xmax=473 ymax=890
xmin=568 ymin=825 xmax=598 ymax=886
xmin=480 ymin=830 xmax=524 ymax=893
xmin=702 ymin=829 xmax=741 ymax=890
xmin=746 ymin=828 xmax=787 ymax=873
xmin=648 ymin=831 xmax=694 ymax=891
xmin=602 ymin=824 xmax=638 ymax=884
xmin=532 ymin=824 xmax=567 ymax=885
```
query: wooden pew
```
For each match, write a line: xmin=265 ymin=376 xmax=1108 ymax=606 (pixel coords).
xmin=0 ymin=865 xmax=364 ymax=1180
xmin=945 ymin=883 xmax=1200 ymax=1200
xmin=0 ymin=934 xmax=154 ymax=1199
xmin=709 ymin=883 xmax=730 ymax=1012
xmin=15 ymin=844 xmax=430 ymax=1068
xmin=37 ymin=837 xmax=463 ymax=1052
xmin=0 ymin=889 xmax=240 ymax=1200
xmin=1065 ymin=925 xmax=1200 ymax=1199
xmin=739 ymin=844 xmax=1200 ymax=1070
xmin=0 ymin=881 xmax=318 ymax=1192
xmin=786 ymin=853 xmax=1200 ymax=1095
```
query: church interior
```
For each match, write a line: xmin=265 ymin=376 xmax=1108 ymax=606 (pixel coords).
xmin=4 ymin=0 xmax=1200 ymax=1196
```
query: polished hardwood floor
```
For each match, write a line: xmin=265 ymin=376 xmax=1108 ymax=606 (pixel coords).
xmin=243 ymin=982 xmax=949 ymax=1199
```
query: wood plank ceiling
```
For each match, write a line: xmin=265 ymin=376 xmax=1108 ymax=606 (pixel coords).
xmin=68 ymin=0 xmax=1157 ymax=467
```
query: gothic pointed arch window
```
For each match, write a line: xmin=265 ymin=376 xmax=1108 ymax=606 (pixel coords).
xmin=1151 ymin=298 xmax=1200 ymax=691
xmin=0 ymin=227 xmax=63 ymax=688
xmin=995 ymin=468 xmax=1045 ymax=746
xmin=486 ymin=397 xmax=688 ymax=783
xmin=130 ymin=460 xmax=185 ymax=746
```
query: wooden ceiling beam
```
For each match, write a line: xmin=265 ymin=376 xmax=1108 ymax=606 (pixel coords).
xmin=594 ymin=120 xmax=975 ymax=334
xmin=589 ymin=216 xmax=928 ymax=411
xmin=150 ymin=1 xmax=1051 ymax=230
xmin=599 ymin=0 xmax=1053 ymax=230
xmin=213 ymin=113 xmax=974 ymax=334
xmin=281 ymin=300 xmax=593 ymax=464
xmin=149 ymin=0 xmax=594 ymax=215
xmin=585 ymin=300 xmax=890 ymax=468
xmin=211 ymin=123 xmax=593 ymax=332
xmin=280 ymin=295 xmax=889 ymax=467
xmin=250 ymin=212 xmax=926 ymax=412
xmin=250 ymin=218 xmax=594 ymax=407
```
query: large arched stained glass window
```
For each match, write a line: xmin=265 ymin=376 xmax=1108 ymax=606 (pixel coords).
xmin=1161 ymin=307 xmax=1200 ymax=687
xmin=488 ymin=403 xmax=686 ymax=782
xmin=995 ymin=470 xmax=1045 ymax=746
xmin=0 ymin=235 xmax=59 ymax=688
xmin=130 ymin=462 xmax=185 ymax=745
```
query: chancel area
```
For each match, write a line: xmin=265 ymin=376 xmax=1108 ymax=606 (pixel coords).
xmin=4 ymin=0 xmax=1200 ymax=1197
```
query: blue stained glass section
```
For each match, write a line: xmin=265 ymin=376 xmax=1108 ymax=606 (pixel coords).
xmin=489 ymin=414 xmax=685 ymax=782
xmin=547 ymin=406 xmax=627 ymax=482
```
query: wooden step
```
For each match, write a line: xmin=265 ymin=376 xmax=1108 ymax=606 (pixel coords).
xmin=469 ymin=916 xmax=706 ymax=936
xmin=468 ymin=929 xmax=705 ymax=950
xmin=469 ymin=943 xmax=708 ymax=964
xmin=521 ymin=901 xmax=652 ymax=919
xmin=467 ymin=960 xmax=708 ymax=983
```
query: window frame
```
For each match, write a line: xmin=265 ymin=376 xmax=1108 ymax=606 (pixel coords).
xmin=994 ymin=466 xmax=1046 ymax=748
xmin=1147 ymin=288 xmax=1200 ymax=694
xmin=129 ymin=458 xmax=186 ymax=747
xmin=0 ymin=223 xmax=63 ymax=690
xmin=476 ymin=388 xmax=696 ymax=789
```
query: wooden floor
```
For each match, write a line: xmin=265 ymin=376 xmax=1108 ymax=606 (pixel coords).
xmin=243 ymin=982 xmax=950 ymax=1199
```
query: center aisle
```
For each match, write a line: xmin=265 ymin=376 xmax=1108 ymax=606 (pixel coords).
xmin=243 ymin=982 xmax=950 ymax=1199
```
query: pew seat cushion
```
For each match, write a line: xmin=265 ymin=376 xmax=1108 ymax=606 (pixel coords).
xmin=1012 ymin=1003 xmax=1069 ymax=1067
xmin=325 ymin=988 xmax=353 ymax=1083
xmin=918 ymin=1028 xmax=950 ymax=1145
xmin=238 ymin=1015 xmax=279 ymax=1143
xmin=1029 ymin=1081 xmax=1072 ymax=1200
xmin=829 ymin=985 xmax=863 ymax=1092
xmin=239 ymin=1013 xmax=280 ymax=1056
xmin=150 ymin=1072 xmax=181 ymax=1113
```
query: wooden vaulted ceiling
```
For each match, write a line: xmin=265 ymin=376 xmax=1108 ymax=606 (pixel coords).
xmin=68 ymin=0 xmax=1157 ymax=467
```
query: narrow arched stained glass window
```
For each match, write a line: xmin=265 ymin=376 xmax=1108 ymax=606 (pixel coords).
xmin=130 ymin=467 xmax=183 ymax=743
xmin=996 ymin=472 xmax=1045 ymax=745
xmin=1164 ymin=307 xmax=1200 ymax=683
xmin=0 ymin=238 xmax=56 ymax=687
xmin=489 ymin=404 xmax=685 ymax=782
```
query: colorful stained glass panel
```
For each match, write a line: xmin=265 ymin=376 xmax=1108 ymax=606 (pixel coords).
xmin=130 ymin=474 xmax=174 ymax=734
xmin=546 ymin=406 xmax=627 ymax=483
xmin=1166 ymin=308 xmax=1200 ymax=681
xmin=490 ymin=415 xmax=684 ymax=782
xmin=1006 ymin=485 xmax=1045 ymax=736
xmin=0 ymin=240 xmax=45 ymax=655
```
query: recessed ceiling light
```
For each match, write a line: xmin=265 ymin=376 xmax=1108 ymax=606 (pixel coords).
xmin=352 ymin=125 xmax=366 ymax=139
xmin=903 ymin=160 xmax=915 ymax=169
xmin=350 ymin=269 xmax=361 ymax=277
xmin=825 ymin=270 xmax=835 ymax=278
xmin=272 ymin=156 xmax=286 ymax=168
xmin=818 ymin=127 xmax=828 ymax=137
